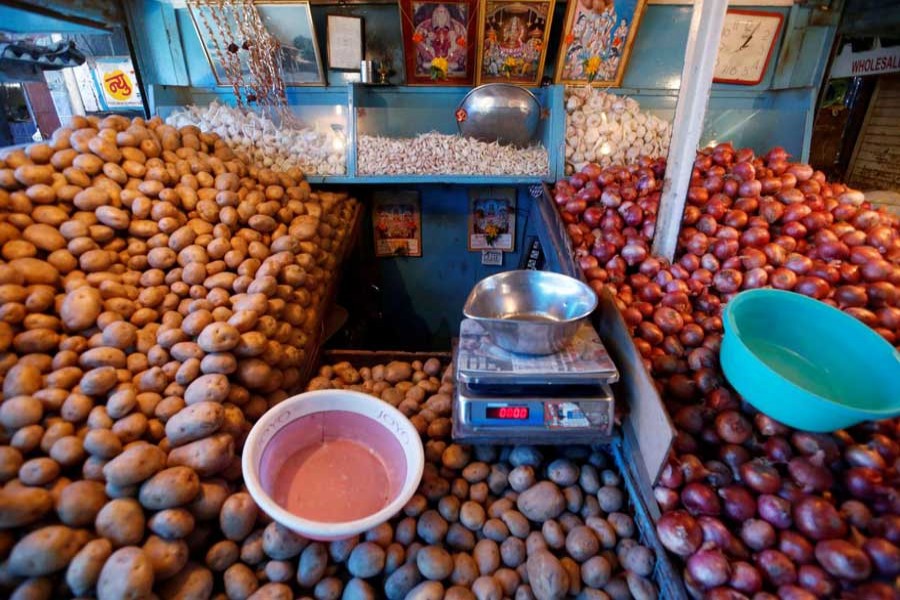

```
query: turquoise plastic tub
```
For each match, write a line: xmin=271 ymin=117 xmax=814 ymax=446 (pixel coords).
xmin=721 ymin=289 xmax=900 ymax=432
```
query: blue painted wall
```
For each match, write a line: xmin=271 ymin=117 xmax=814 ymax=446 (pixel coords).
xmin=124 ymin=1 xmax=837 ymax=348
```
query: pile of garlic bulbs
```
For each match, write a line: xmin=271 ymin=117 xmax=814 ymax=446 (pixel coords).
xmin=357 ymin=132 xmax=549 ymax=176
xmin=565 ymin=87 xmax=671 ymax=174
xmin=166 ymin=102 xmax=346 ymax=175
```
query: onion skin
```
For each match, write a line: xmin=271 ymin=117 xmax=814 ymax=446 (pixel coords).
xmin=862 ymin=537 xmax=900 ymax=577
xmin=796 ymin=564 xmax=836 ymax=597
xmin=687 ymin=546 xmax=732 ymax=588
xmin=778 ymin=530 xmax=814 ymax=564
xmin=719 ymin=485 xmax=757 ymax=522
xmin=757 ymin=494 xmax=793 ymax=530
xmin=657 ymin=510 xmax=703 ymax=557
xmin=739 ymin=460 xmax=782 ymax=495
xmin=814 ymin=540 xmax=872 ymax=581
xmin=793 ymin=496 xmax=847 ymax=541
xmin=757 ymin=549 xmax=797 ymax=586
xmin=729 ymin=561 xmax=762 ymax=595
xmin=682 ymin=482 xmax=722 ymax=516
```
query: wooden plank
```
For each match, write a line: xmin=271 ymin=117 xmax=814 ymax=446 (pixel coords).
xmin=848 ymin=77 xmax=883 ymax=181
xmin=652 ymin=0 xmax=728 ymax=260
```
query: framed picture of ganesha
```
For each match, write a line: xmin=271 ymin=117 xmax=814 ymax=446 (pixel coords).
xmin=398 ymin=1 xmax=478 ymax=85
xmin=476 ymin=0 xmax=555 ymax=87
xmin=554 ymin=0 xmax=647 ymax=87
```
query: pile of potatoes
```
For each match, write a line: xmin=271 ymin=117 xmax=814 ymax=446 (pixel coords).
xmin=0 ymin=114 xmax=358 ymax=599
xmin=294 ymin=358 xmax=660 ymax=600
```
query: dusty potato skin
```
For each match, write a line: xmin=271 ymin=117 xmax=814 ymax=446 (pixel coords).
xmin=96 ymin=546 xmax=154 ymax=600
xmin=66 ymin=538 xmax=113 ymax=596
xmin=8 ymin=525 xmax=88 ymax=576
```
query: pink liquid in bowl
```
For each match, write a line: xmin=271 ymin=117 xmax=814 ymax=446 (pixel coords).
xmin=258 ymin=411 xmax=406 ymax=524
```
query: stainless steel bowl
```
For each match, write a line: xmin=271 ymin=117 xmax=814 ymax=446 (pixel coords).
xmin=463 ymin=271 xmax=597 ymax=355
xmin=456 ymin=84 xmax=541 ymax=148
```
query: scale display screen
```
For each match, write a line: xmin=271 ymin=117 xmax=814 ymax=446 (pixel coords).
xmin=485 ymin=405 xmax=529 ymax=420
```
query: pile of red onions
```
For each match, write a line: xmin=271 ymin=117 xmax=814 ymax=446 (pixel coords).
xmin=552 ymin=143 xmax=899 ymax=598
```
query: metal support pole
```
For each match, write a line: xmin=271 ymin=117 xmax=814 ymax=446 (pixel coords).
xmin=651 ymin=0 xmax=728 ymax=261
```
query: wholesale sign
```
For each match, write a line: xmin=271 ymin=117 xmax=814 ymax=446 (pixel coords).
xmin=830 ymin=43 xmax=900 ymax=79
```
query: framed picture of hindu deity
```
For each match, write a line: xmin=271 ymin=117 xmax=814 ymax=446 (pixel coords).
xmin=468 ymin=188 xmax=516 ymax=252
xmin=373 ymin=191 xmax=423 ymax=257
xmin=476 ymin=0 xmax=554 ymax=86
xmin=398 ymin=0 xmax=479 ymax=85
xmin=554 ymin=0 xmax=647 ymax=87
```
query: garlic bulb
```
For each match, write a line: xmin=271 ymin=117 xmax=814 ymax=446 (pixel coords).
xmin=357 ymin=133 xmax=548 ymax=176
xmin=166 ymin=102 xmax=347 ymax=175
xmin=564 ymin=87 xmax=671 ymax=175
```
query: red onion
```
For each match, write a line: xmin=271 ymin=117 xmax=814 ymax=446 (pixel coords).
xmin=729 ymin=561 xmax=762 ymax=595
xmin=814 ymin=539 xmax=872 ymax=581
xmin=778 ymin=530 xmax=814 ymax=564
xmin=762 ymin=437 xmax=792 ymax=463
xmin=682 ymin=482 xmax=722 ymax=516
xmin=739 ymin=460 xmax=781 ymax=494
xmin=757 ymin=549 xmax=797 ymax=586
xmin=719 ymin=485 xmax=757 ymax=522
xmin=786 ymin=456 xmax=833 ymax=493
xmin=868 ymin=433 xmax=899 ymax=463
xmin=657 ymin=510 xmax=703 ymax=557
xmin=796 ymin=564 xmax=836 ymax=597
xmin=862 ymin=537 xmax=900 ymax=577
xmin=845 ymin=582 xmax=898 ymax=600
xmin=719 ymin=444 xmax=751 ymax=473
xmin=687 ymin=546 xmax=732 ymax=588
xmin=740 ymin=519 xmax=776 ymax=551
xmin=775 ymin=585 xmax=817 ymax=600
xmin=754 ymin=414 xmax=789 ymax=437
xmin=655 ymin=486 xmax=682 ymax=512
xmin=757 ymin=494 xmax=792 ymax=529
xmin=844 ymin=466 xmax=885 ymax=499
xmin=698 ymin=516 xmax=749 ymax=559
xmin=845 ymin=444 xmax=887 ymax=470
xmin=793 ymin=496 xmax=847 ymax=541
xmin=714 ymin=411 xmax=752 ymax=445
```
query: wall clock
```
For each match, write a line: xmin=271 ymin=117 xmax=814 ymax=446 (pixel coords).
xmin=713 ymin=9 xmax=784 ymax=86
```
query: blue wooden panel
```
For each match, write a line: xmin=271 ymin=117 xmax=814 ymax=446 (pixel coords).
xmin=375 ymin=185 xmax=538 ymax=350
xmin=125 ymin=0 xmax=188 ymax=88
xmin=0 ymin=5 xmax=106 ymax=33
xmin=621 ymin=5 xmax=791 ymax=93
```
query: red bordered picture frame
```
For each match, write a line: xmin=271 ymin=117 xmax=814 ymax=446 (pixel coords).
xmin=398 ymin=0 xmax=479 ymax=86
xmin=713 ymin=9 xmax=784 ymax=86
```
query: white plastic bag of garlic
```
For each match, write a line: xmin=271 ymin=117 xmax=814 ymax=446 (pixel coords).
xmin=167 ymin=102 xmax=346 ymax=176
xmin=565 ymin=87 xmax=671 ymax=174
xmin=357 ymin=132 xmax=549 ymax=177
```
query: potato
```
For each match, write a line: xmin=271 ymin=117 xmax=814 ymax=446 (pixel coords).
xmin=417 ymin=510 xmax=448 ymax=545
xmin=184 ymin=373 xmax=230 ymax=405
xmin=347 ymin=541 xmax=385 ymax=578
xmin=219 ymin=492 xmax=258 ymax=542
xmin=165 ymin=401 xmax=225 ymax=446
xmin=566 ymin=526 xmax=601 ymax=563
xmin=224 ymin=562 xmax=258 ymax=600
xmin=19 ymin=456 xmax=60 ymax=486
xmin=248 ymin=582 xmax=293 ymax=600
xmin=8 ymin=525 xmax=88 ymax=576
xmin=138 ymin=465 xmax=201 ymax=509
xmin=261 ymin=521 xmax=306 ymax=560
xmin=517 ymin=482 xmax=566 ymax=523
xmin=102 ymin=441 xmax=166 ymax=486
xmin=471 ymin=576 xmax=502 ymax=600
xmin=0 ymin=395 xmax=43 ymax=429
xmin=416 ymin=545 xmax=453 ymax=581
xmin=167 ymin=432 xmax=233 ymax=476
xmin=384 ymin=563 xmax=421 ymax=600
xmin=148 ymin=508 xmax=195 ymax=540
xmin=56 ymin=479 xmax=107 ymax=527
xmin=188 ymin=479 xmax=230 ymax=521
xmin=206 ymin=539 xmax=239 ymax=572
xmin=451 ymin=553 xmax=480 ymax=590
xmin=66 ymin=538 xmax=113 ymax=596
xmin=143 ymin=534 xmax=189 ymax=579
xmin=96 ymin=498 xmax=145 ymax=547
xmin=526 ymin=550 xmax=570 ymax=600
xmin=297 ymin=541 xmax=328 ymax=587
xmin=473 ymin=539 xmax=500 ymax=576
xmin=97 ymin=546 xmax=154 ymax=600
xmin=157 ymin=562 xmax=215 ymax=600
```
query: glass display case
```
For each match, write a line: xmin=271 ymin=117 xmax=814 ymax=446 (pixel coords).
xmin=351 ymin=83 xmax=563 ymax=184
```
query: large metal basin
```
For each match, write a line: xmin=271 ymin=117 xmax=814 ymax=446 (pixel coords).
xmin=463 ymin=270 xmax=597 ymax=355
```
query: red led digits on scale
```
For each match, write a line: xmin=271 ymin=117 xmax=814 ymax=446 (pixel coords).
xmin=486 ymin=406 xmax=529 ymax=420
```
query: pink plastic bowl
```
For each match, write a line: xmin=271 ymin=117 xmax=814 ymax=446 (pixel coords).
xmin=242 ymin=389 xmax=424 ymax=541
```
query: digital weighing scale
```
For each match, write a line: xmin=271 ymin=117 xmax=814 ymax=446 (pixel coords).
xmin=452 ymin=318 xmax=619 ymax=444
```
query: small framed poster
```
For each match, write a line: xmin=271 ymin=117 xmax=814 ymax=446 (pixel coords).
xmin=481 ymin=249 xmax=504 ymax=266
xmin=555 ymin=0 xmax=647 ymax=87
xmin=476 ymin=0 xmax=555 ymax=87
xmin=327 ymin=14 xmax=365 ymax=71
xmin=468 ymin=188 xmax=516 ymax=252
xmin=373 ymin=191 xmax=422 ymax=257
xmin=398 ymin=0 xmax=478 ymax=85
